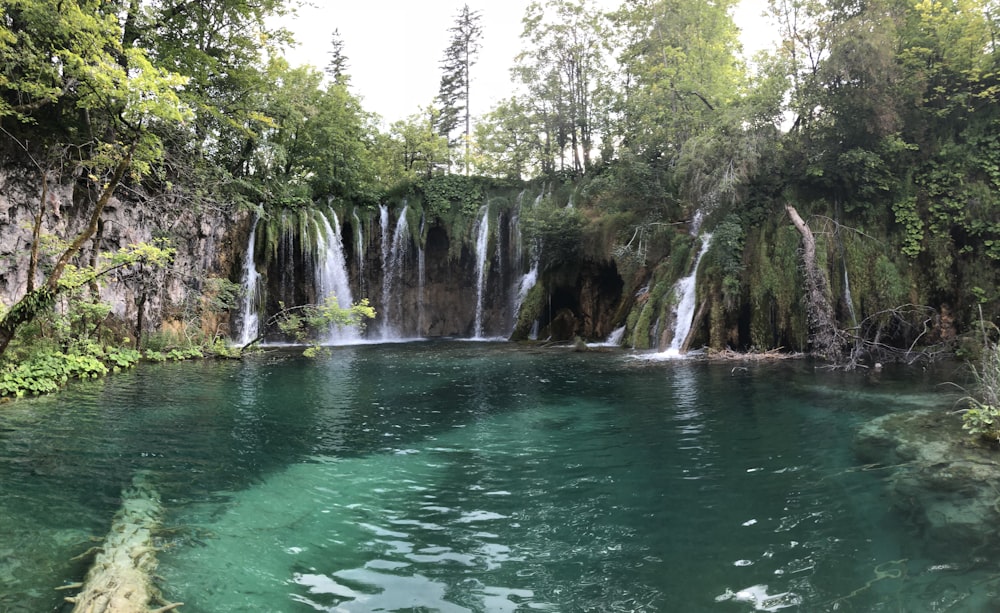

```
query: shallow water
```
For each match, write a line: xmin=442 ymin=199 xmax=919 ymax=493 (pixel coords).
xmin=0 ymin=343 xmax=993 ymax=612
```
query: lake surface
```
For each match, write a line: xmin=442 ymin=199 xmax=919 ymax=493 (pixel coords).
xmin=0 ymin=342 xmax=993 ymax=612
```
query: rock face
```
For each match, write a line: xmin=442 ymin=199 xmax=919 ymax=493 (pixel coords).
xmin=0 ymin=170 xmax=245 ymax=340
xmin=855 ymin=410 xmax=1000 ymax=549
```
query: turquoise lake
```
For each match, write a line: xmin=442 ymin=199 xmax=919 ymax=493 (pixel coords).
xmin=0 ymin=342 xmax=994 ymax=612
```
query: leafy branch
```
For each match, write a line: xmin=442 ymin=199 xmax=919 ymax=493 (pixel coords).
xmin=243 ymin=297 xmax=376 ymax=356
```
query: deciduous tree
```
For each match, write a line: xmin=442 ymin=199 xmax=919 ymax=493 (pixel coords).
xmin=0 ymin=0 xmax=191 ymax=356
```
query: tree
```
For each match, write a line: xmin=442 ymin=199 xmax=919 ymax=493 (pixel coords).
xmin=326 ymin=28 xmax=349 ymax=84
xmin=475 ymin=96 xmax=538 ymax=179
xmin=609 ymin=0 xmax=743 ymax=159
xmin=245 ymin=59 xmax=377 ymax=205
xmin=136 ymin=0 xmax=293 ymax=202
xmin=436 ymin=4 xmax=482 ymax=175
xmin=387 ymin=107 xmax=451 ymax=181
xmin=514 ymin=0 xmax=611 ymax=175
xmin=0 ymin=0 xmax=191 ymax=357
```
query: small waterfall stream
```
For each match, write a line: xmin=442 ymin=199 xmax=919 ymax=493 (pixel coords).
xmin=472 ymin=206 xmax=490 ymax=339
xmin=589 ymin=325 xmax=626 ymax=348
xmin=381 ymin=204 xmax=410 ymax=340
xmin=512 ymin=262 xmax=538 ymax=332
xmin=417 ymin=214 xmax=426 ymax=336
xmin=316 ymin=211 xmax=360 ymax=344
xmin=379 ymin=205 xmax=390 ymax=321
xmin=236 ymin=217 xmax=261 ymax=346
xmin=352 ymin=209 xmax=365 ymax=297
xmin=659 ymin=234 xmax=713 ymax=357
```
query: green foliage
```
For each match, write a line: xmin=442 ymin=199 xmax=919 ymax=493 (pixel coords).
xmin=961 ymin=320 xmax=1000 ymax=443
xmin=513 ymin=0 xmax=611 ymax=175
xmin=523 ymin=204 xmax=585 ymax=272
xmin=166 ymin=347 xmax=203 ymax=361
xmin=144 ymin=350 xmax=167 ymax=363
xmin=610 ymin=0 xmax=744 ymax=159
xmin=748 ymin=224 xmax=806 ymax=350
xmin=106 ymin=347 xmax=141 ymax=371
xmin=272 ymin=297 xmax=377 ymax=355
xmin=892 ymin=197 xmax=924 ymax=258
xmin=707 ymin=215 xmax=745 ymax=309
xmin=421 ymin=174 xmax=486 ymax=219
xmin=436 ymin=4 xmax=482 ymax=175
xmin=201 ymin=277 xmax=243 ymax=314
xmin=474 ymin=96 xmax=536 ymax=179
xmin=510 ymin=281 xmax=547 ymax=341
xmin=0 ymin=345 xmax=111 ymax=398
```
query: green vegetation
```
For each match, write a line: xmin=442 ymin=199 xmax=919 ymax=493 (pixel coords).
xmin=269 ymin=297 xmax=376 ymax=357
xmin=961 ymin=317 xmax=1000 ymax=442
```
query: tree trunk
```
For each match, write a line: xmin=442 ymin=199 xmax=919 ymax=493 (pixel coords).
xmin=0 ymin=150 xmax=133 ymax=358
xmin=27 ymin=173 xmax=49 ymax=293
xmin=0 ymin=287 xmax=56 ymax=355
xmin=785 ymin=204 xmax=842 ymax=361
xmin=63 ymin=472 xmax=183 ymax=613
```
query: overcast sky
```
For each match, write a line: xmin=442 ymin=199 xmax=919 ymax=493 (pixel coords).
xmin=279 ymin=1 xmax=773 ymax=126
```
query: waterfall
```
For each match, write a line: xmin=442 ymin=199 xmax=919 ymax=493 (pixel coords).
xmin=380 ymin=204 xmax=409 ymax=340
xmin=510 ymin=261 xmax=538 ymax=336
xmin=379 ymin=204 xmax=390 ymax=309
xmin=417 ymin=213 xmax=426 ymax=336
xmin=315 ymin=211 xmax=360 ymax=344
xmin=660 ymin=234 xmax=713 ymax=357
xmin=472 ymin=205 xmax=490 ymax=339
xmin=607 ymin=326 xmax=626 ymax=345
xmin=587 ymin=325 xmax=626 ymax=348
xmin=236 ymin=217 xmax=261 ymax=346
xmin=352 ymin=208 xmax=365 ymax=296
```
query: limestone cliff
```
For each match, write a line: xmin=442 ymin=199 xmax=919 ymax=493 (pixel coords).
xmin=0 ymin=169 xmax=246 ymax=341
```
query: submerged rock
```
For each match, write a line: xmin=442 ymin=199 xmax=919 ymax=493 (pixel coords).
xmin=855 ymin=409 xmax=1000 ymax=548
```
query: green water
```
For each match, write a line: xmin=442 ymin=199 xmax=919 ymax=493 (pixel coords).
xmin=0 ymin=342 xmax=994 ymax=611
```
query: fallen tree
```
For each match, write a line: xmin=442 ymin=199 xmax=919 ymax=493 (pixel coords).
xmin=785 ymin=204 xmax=844 ymax=362
xmin=62 ymin=472 xmax=182 ymax=613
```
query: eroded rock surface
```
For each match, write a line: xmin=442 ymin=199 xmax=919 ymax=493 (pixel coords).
xmin=856 ymin=409 xmax=1000 ymax=549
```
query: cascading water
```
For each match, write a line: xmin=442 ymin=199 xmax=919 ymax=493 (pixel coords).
xmin=590 ymin=325 xmax=626 ymax=348
xmin=352 ymin=209 xmax=365 ymax=296
xmin=380 ymin=204 xmax=409 ymax=340
xmin=659 ymin=233 xmax=713 ymax=357
xmin=417 ymin=213 xmax=426 ymax=336
xmin=472 ymin=205 xmax=490 ymax=339
xmin=236 ymin=217 xmax=261 ymax=346
xmin=511 ymin=262 xmax=538 ymax=334
xmin=315 ymin=211 xmax=360 ymax=344
xmin=379 ymin=204 xmax=390 ymax=306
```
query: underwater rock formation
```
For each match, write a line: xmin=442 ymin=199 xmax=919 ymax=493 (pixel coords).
xmin=855 ymin=410 xmax=1000 ymax=549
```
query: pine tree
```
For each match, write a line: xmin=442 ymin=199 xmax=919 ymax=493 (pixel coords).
xmin=436 ymin=4 xmax=482 ymax=174
xmin=326 ymin=28 xmax=349 ymax=84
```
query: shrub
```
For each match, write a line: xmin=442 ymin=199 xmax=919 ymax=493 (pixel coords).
xmin=961 ymin=317 xmax=1000 ymax=442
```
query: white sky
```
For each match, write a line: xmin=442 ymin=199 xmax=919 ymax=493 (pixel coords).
xmin=280 ymin=0 xmax=773 ymax=126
